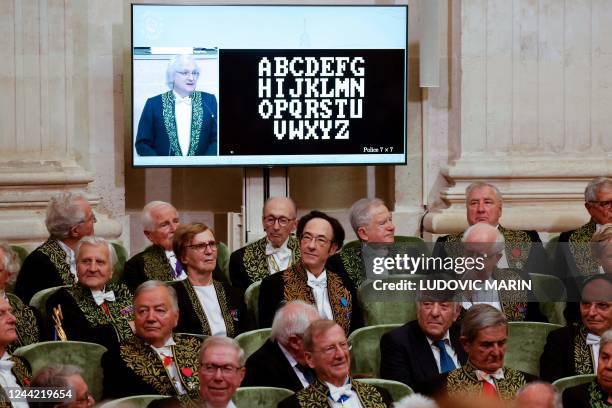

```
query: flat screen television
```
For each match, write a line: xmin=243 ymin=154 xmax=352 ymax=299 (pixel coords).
xmin=132 ymin=4 xmax=408 ymax=167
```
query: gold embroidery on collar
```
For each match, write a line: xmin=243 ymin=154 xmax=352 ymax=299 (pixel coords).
xmin=142 ymin=245 xmax=174 ymax=282
xmin=39 ymin=239 xmax=75 ymax=286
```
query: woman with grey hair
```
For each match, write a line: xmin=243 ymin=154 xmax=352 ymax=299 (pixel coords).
xmin=0 ymin=242 xmax=41 ymax=352
xmin=135 ymin=53 xmax=218 ymax=157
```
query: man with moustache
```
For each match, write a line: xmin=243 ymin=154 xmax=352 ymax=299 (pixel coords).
xmin=380 ymin=293 xmax=467 ymax=393
xmin=229 ymin=197 xmax=300 ymax=290
xmin=278 ymin=320 xmax=392 ymax=408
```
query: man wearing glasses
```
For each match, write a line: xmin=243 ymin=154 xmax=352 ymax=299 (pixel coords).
xmin=135 ymin=54 xmax=217 ymax=156
xmin=198 ymin=336 xmax=245 ymax=408
xmin=278 ymin=320 xmax=392 ymax=407
xmin=229 ymin=197 xmax=301 ymax=290
xmin=258 ymin=210 xmax=362 ymax=334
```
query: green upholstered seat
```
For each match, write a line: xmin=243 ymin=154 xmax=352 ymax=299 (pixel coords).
xmin=348 ymin=324 xmax=401 ymax=377
xmin=529 ymin=273 xmax=567 ymax=325
xmin=10 ymin=245 xmax=29 ymax=265
xmin=505 ymin=321 xmax=563 ymax=376
xmin=109 ymin=241 xmax=128 ymax=284
xmin=552 ymin=374 xmax=596 ymax=393
xmin=216 ymin=241 xmax=231 ymax=285
xmin=341 ymin=236 xmax=429 ymax=257
xmin=29 ymin=285 xmax=68 ymax=330
xmin=97 ymin=395 xmax=170 ymax=408
xmin=245 ymin=281 xmax=261 ymax=328
xmin=13 ymin=340 xmax=107 ymax=401
xmin=233 ymin=386 xmax=294 ymax=408
xmin=355 ymin=378 xmax=413 ymax=402
xmin=235 ymin=328 xmax=272 ymax=359
xmin=358 ymin=274 xmax=423 ymax=326
xmin=545 ymin=235 xmax=560 ymax=260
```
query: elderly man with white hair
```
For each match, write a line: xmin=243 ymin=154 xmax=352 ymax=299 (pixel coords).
xmin=135 ymin=53 xmax=217 ymax=156
xmin=15 ymin=192 xmax=96 ymax=304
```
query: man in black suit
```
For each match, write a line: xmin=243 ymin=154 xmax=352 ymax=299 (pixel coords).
xmin=563 ymin=329 xmax=612 ymax=408
xmin=380 ymin=295 xmax=466 ymax=393
xmin=15 ymin=192 xmax=96 ymax=304
xmin=243 ymin=300 xmax=319 ymax=391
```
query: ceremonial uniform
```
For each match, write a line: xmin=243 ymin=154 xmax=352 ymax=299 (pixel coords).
xmin=0 ymin=354 xmax=32 ymax=408
xmin=5 ymin=293 xmax=41 ymax=354
xmin=540 ymin=324 xmax=597 ymax=382
xmin=563 ymin=380 xmax=610 ymax=408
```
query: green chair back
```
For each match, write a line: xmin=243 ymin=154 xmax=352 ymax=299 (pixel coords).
xmin=545 ymin=235 xmax=560 ymax=260
xmin=233 ymin=386 xmax=294 ymax=408
xmin=529 ymin=273 xmax=567 ymax=325
xmin=358 ymin=275 xmax=423 ymax=326
xmin=235 ymin=328 xmax=272 ymax=359
xmin=552 ymin=374 xmax=596 ymax=393
xmin=394 ymin=236 xmax=430 ymax=257
xmin=174 ymin=333 xmax=208 ymax=341
xmin=10 ymin=245 xmax=29 ymax=265
xmin=13 ymin=340 xmax=107 ymax=401
xmin=348 ymin=324 xmax=401 ymax=377
xmin=505 ymin=321 xmax=563 ymax=376
xmin=245 ymin=281 xmax=261 ymax=328
xmin=216 ymin=241 xmax=231 ymax=285
xmin=110 ymin=241 xmax=128 ymax=284
xmin=97 ymin=395 xmax=170 ymax=408
xmin=29 ymin=285 xmax=67 ymax=330
xmin=355 ymin=378 xmax=413 ymax=402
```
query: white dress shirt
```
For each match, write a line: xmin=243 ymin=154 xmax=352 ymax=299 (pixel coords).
xmin=426 ymin=331 xmax=460 ymax=372
xmin=57 ymin=240 xmax=77 ymax=282
xmin=586 ymin=332 xmax=601 ymax=371
xmin=193 ymin=284 xmax=227 ymax=336
xmin=0 ymin=352 xmax=29 ymax=408
xmin=265 ymin=238 xmax=293 ymax=273
xmin=278 ymin=343 xmax=310 ymax=388
xmin=174 ymin=91 xmax=192 ymax=156
xmin=462 ymin=277 xmax=502 ymax=312
xmin=326 ymin=378 xmax=363 ymax=408
xmin=306 ymin=270 xmax=334 ymax=320
xmin=150 ymin=337 xmax=187 ymax=395
xmin=202 ymin=401 xmax=237 ymax=408
xmin=165 ymin=251 xmax=187 ymax=281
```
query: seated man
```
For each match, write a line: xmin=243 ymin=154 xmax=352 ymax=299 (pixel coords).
xmin=102 ymin=280 xmax=201 ymax=402
xmin=198 ymin=336 xmax=245 ymax=408
xmin=229 ymin=197 xmax=300 ymax=290
xmin=0 ymin=242 xmax=41 ymax=352
xmin=380 ymin=293 xmax=467 ymax=392
xmin=123 ymin=201 xmax=184 ymax=290
xmin=15 ymin=192 xmax=96 ymax=304
xmin=46 ymin=236 xmax=134 ymax=348
xmin=515 ymin=382 xmax=562 ymax=408
xmin=563 ymin=329 xmax=612 ymax=407
xmin=243 ymin=300 xmax=319 ymax=391
xmin=427 ymin=304 xmax=536 ymax=401
xmin=591 ymin=224 xmax=612 ymax=274
xmin=434 ymin=181 xmax=549 ymax=277
xmin=326 ymin=197 xmax=398 ymax=287
xmin=30 ymin=364 xmax=95 ymax=408
xmin=0 ymin=298 xmax=32 ymax=408
xmin=540 ymin=274 xmax=612 ymax=382
xmin=259 ymin=210 xmax=363 ymax=334
xmin=278 ymin=320 xmax=392 ymax=407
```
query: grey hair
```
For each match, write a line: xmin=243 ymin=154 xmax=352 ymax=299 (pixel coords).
xmin=585 ymin=177 xmax=612 ymax=202
xmin=0 ymin=242 xmax=20 ymax=285
xmin=460 ymin=304 xmax=507 ymax=343
xmin=262 ymin=197 xmax=297 ymax=218
xmin=271 ymin=300 xmax=319 ymax=345
xmin=200 ymin=335 xmax=246 ymax=367
xmin=461 ymin=222 xmax=506 ymax=255
xmin=75 ymin=236 xmax=118 ymax=271
xmin=166 ymin=54 xmax=200 ymax=90
xmin=393 ymin=394 xmax=438 ymax=408
xmin=465 ymin=182 xmax=503 ymax=204
xmin=516 ymin=382 xmax=562 ymax=408
xmin=601 ymin=329 xmax=612 ymax=351
xmin=134 ymin=280 xmax=179 ymax=312
xmin=31 ymin=364 xmax=83 ymax=388
xmin=142 ymin=201 xmax=177 ymax=231
xmin=45 ymin=193 xmax=88 ymax=239
xmin=591 ymin=224 xmax=612 ymax=260
xmin=349 ymin=198 xmax=387 ymax=235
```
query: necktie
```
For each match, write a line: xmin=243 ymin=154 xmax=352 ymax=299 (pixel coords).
xmin=307 ymin=275 xmax=327 ymax=289
xmin=481 ymin=379 xmax=497 ymax=398
xmin=295 ymin=363 xmax=315 ymax=384
xmin=174 ymin=260 xmax=184 ymax=279
xmin=433 ymin=339 xmax=456 ymax=373
xmin=475 ymin=369 xmax=503 ymax=398
xmin=92 ymin=290 xmax=115 ymax=306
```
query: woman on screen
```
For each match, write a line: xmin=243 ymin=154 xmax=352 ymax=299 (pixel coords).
xmin=135 ymin=54 xmax=218 ymax=156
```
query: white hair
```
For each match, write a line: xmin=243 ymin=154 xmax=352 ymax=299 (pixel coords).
xmin=462 ymin=222 xmax=505 ymax=255
xmin=271 ymin=301 xmax=319 ymax=345
xmin=585 ymin=177 xmax=612 ymax=202
xmin=0 ymin=242 xmax=20 ymax=285
xmin=393 ymin=393 xmax=438 ymax=408
xmin=516 ymin=382 xmax=562 ymax=408
xmin=349 ymin=198 xmax=387 ymax=236
xmin=74 ymin=236 xmax=118 ymax=271
xmin=465 ymin=181 xmax=503 ymax=204
xmin=134 ymin=280 xmax=178 ymax=313
xmin=200 ymin=336 xmax=246 ymax=367
xmin=165 ymin=54 xmax=200 ymax=90
xmin=45 ymin=193 xmax=88 ymax=239
xmin=141 ymin=201 xmax=177 ymax=231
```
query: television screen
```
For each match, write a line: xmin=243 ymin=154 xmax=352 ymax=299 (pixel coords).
xmin=132 ymin=4 xmax=408 ymax=167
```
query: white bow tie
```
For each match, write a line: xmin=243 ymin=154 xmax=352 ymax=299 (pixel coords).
xmin=328 ymin=383 xmax=353 ymax=402
xmin=475 ymin=368 xmax=504 ymax=382
xmin=92 ymin=290 xmax=116 ymax=306
xmin=586 ymin=333 xmax=601 ymax=346
xmin=0 ymin=359 xmax=14 ymax=372
xmin=307 ymin=276 xmax=327 ymax=289
xmin=175 ymin=96 xmax=192 ymax=105
xmin=265 ymin=243 xmax=282 ymax=256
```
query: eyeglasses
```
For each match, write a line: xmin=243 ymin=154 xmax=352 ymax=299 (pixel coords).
xmin=263 ymin=216 xmax=294 ymax=227
xmin=300 ymin=234 xmax=331 ymax=247
xmin=200 ymin=363 xmax=243 ymax=376
xmin=589 ymin=200 xmax=612 ymax=209
xmin=80 ymin=213 xmax=97 ymax=224
xmin=176 ymin=70 xmax=200 ymax=78
xmin=186 ymin=241 xmax=217 ymax=252
xmin=310 ymin=340 xmax=352 ymax=357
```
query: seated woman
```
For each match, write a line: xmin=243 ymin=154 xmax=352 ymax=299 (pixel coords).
xmin=171 ymin=223 xmax=245 ymax=337
xmin=0 ymin=242 xmax=41 ymax=352
xmin=46 ymin=236 xmax=134 ymax=348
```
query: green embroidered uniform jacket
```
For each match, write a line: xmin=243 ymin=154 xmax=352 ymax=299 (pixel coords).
xmin=563 ymin=380 xmax=612 ymax=408
xmin=0 ymin=355 xmax=32 ymax=408
xmin=6 ymin=293 xmax=41 ymax=354
xmin=540 ymin=323 xmax=596 ymax=382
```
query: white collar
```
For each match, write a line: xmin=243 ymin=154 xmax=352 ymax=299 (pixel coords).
xmin=277 ymin=342 xmax=298 ymax=368
xmin=426 ymin=330 xmax=451 ymax=346
xmin=57 ymin=240 xmax=74 ymax=258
